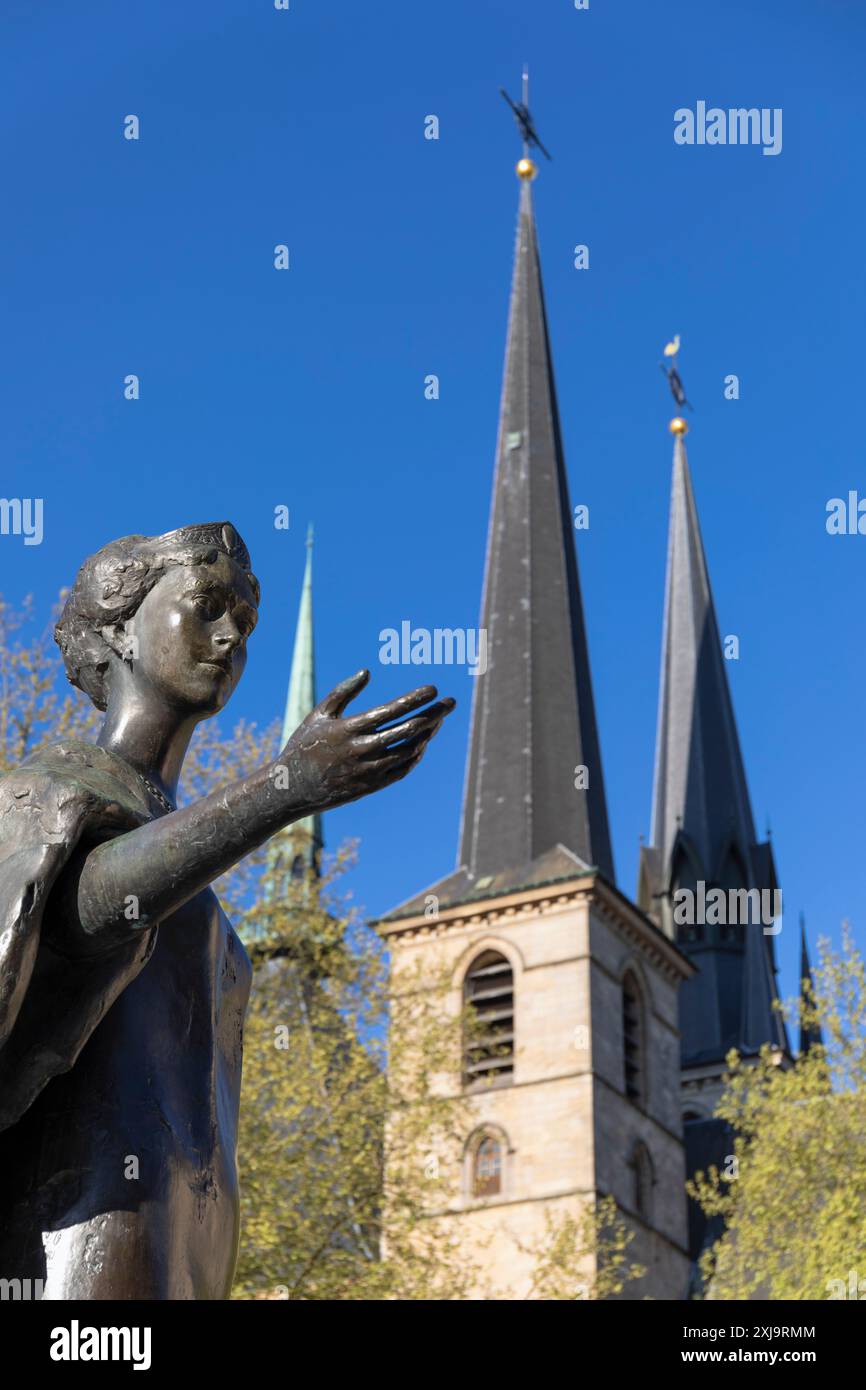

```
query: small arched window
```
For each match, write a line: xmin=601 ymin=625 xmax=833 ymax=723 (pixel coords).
xmin=464 ymin=950 xmax=514 ymax=1088
xmin=291 ymin=853 xmax=307 ymax=881
xmin=472 ymin=1135 xmax=503 ymax=1197
xmin=631 ymin=1142 xmax=654 ymax=1221
xmin=622 ymin=971 xmax=645 ymax=1104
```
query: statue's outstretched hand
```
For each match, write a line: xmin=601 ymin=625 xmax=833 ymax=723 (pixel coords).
xmin=275 ymin=669 xmax=455 ymax=814
xmin=70 ymin=675 xmax=454 ymax=944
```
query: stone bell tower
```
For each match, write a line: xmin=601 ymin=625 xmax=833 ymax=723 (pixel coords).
xmin=377 ymin=141 xmax=693 ymax=1299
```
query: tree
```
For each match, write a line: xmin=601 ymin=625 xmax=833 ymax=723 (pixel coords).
xmin=690 ymin=925 xmax=866 ymax=1300
xmin=0 ymin=594 xmax=99 ymax=772
xmin=231 ymin=846 xmax=494 ymax=1300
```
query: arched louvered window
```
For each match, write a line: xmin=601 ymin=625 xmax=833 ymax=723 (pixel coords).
xmin=472 ymin=1135 xmax=503 ymax=1197
xmin=622 ymin=971 xmax=645 ymax=1104
xmin=464 ymin=950 xmax=514 ymax=1088
xmin=631 ymin=1142 xmax=654 ymax=1220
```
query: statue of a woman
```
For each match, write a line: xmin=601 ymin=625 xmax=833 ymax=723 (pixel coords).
xmin=0 ymin=522 xmax=453 ymax=1300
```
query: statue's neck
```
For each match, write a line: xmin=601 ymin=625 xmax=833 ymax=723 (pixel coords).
xmin=97 ymin=685 xmax=199 ymax=805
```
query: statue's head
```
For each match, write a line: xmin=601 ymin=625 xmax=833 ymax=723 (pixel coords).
xmin=55 ymin=522 xmax=260 ymax=717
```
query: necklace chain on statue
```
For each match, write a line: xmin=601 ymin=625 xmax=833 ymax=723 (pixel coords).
xmin=136 ymin=773 xmax=175 ymax=815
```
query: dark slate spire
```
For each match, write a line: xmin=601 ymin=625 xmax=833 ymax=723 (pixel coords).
xmin=798 ymin=915 xmax=824 ymax=1055
xmin=639 ymin=422 xmax=787 ymax=1063
xmin=647 ymin=429 xmax=756 ymax=879
xmin=457 ymin=167 xmax=614 ymax=885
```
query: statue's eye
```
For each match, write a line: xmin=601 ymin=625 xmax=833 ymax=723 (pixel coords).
xmin=193 ymin=593 xmax=222 ymax=621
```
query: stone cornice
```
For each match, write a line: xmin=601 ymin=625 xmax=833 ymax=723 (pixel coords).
xmin=376 ymin=874 xmax=595 ymax=950
xmin=378 ymin=873 xmax=695 ymax=986
xmin=591 ymin=876 xmax=696 ymax=985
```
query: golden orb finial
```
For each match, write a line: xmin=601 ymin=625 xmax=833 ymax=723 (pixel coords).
xmin=669 ymin=417 xmax=689 ymax=436
xmin=516 ymin=157 xmax=538 ymax=181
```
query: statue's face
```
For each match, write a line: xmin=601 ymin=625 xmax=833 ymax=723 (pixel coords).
xmin=121 ymin=553 xmax=258 ymax=716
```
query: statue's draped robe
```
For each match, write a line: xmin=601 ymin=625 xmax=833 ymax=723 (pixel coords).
xmin=0 ymin=741 xmax=251 ymax=1299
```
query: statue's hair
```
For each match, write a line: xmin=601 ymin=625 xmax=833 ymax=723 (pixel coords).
xmin=54 ymin=522 xmax=260 ymax=712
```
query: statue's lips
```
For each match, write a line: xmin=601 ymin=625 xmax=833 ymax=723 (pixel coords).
xmin=199 ymin=659 xmax=232 ymax=678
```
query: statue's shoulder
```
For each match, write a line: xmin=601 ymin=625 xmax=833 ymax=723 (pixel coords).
xmin=0 ymin=739 xmax=156 ymax=1134
xmin=0 ymin=740 xmax=150 ymax=829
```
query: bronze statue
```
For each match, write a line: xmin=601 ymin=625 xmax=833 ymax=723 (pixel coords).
xmin=0 ymin=522 xmax=454 ymax=1299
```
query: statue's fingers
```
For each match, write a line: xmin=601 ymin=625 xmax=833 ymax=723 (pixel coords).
xmin=317 ymin=669 xmax=370 ymax=718
xmin=363 ymin=719 xmax=445 ymax=768
xmin=354 ymin=700 xmax=455 ymax=754
xmin=361 ymin=738 xmax=429 ymax=782
xmin=344 ymin=684 xmax=439 ymax=733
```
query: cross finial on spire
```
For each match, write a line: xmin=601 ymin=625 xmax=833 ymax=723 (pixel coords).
xmin=500 ymin=68 xmax=552 ymax=180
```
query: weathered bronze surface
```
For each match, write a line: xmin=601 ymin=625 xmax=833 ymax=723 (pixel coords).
xmin=0 ymin=522 xmax=453 ymax=1299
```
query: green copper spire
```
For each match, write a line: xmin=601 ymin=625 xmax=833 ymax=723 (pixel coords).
xmin=282 ymin=524 xmax=316 ymax=744
xmin=280 ymin=524 xmax=323 ymax=875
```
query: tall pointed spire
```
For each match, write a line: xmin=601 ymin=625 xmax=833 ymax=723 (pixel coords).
xmin=458 ymin=145 xmax=614 ymax=885
xmin=279 ymin=524 xmax=323 ymax=876
xmin=647 ymin=425 xmax=756 ymax=879
xmin=798 ymin=914 xmax=824 ymax=1055
xmin=639 ymin=408 xmax=786 ymax=1061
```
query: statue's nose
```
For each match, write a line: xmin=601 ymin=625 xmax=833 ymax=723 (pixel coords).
xmin=215 ymin=628 xmax=242 ymax=654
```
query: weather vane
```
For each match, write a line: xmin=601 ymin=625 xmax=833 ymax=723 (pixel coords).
xmin=501 ymin=66 xmax=552 ymax=179
xmin=660 ymin=335 xmax=692 ymax=433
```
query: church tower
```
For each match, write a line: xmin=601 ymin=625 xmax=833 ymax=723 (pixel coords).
xmin=378 ymin=140 xmax=693 ymax=1299
xmin=638 ymin=410 xmax=789 ymax=1269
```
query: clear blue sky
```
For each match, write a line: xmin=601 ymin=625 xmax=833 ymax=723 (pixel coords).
xmin=1 ymin=1 xmax=864 ymax=1013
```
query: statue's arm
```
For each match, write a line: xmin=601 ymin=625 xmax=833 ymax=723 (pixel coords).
xmin=68 ymin=672 xmax=452 ymax=943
